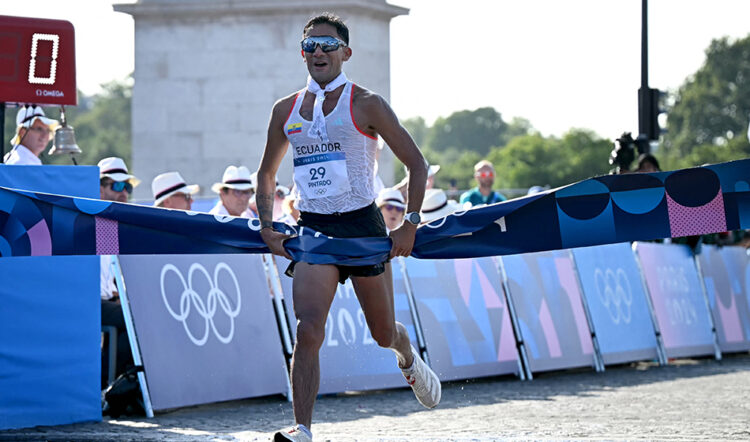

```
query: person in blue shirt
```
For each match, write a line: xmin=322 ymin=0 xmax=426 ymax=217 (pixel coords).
xmin=460 ymin=160 xmax=507 ymax=207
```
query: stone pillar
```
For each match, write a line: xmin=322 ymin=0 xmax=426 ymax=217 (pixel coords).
xmin=114 ymin=0 xmax=407 ymax=200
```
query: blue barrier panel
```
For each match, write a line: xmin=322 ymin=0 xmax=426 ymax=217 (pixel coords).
xmin=500 ymin=250 xmax=596 ymax=373
xmin=118 ymin=254 xmax=289 ymax=411
xmin=0 ymin=256 xmax=100 ymax=430
xmin=402 ymin=257 xmax=521 ymax=381
xmin=635 ymin=242 xmax=716 ymax=358
xmin=0 ymin=165 xmax=99 ymax=199
xmin=0 ymin=164 xmax=100 ymax=429
xmin=698 ymin=245 xmax=750 ymax=352
xmin=274 ymin=256 xmax=417 ymax=394
xmin=571 ymin=243 xmax=661 ymax=365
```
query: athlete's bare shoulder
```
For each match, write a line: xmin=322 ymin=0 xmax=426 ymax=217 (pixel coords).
xmin=271 ymin=90 xmax=302 ymax=122
xmin=351 ymin=84 xmax=387 ymax=111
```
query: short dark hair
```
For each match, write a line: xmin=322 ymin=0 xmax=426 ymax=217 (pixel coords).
xmin=637 ymin=153 xmax=661 ymax=171
xmin=303 ymin=12 xmax=349 ymax=44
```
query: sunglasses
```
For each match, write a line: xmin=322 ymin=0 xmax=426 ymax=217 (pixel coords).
xmin=110 ymin=181 xmax=133 ymax=194
xmin=383 ymin=204 xmax=405 ymax=213
xmin=300 ymin=36 xmax=348 ymax=53
xmin=475 ymin=171 xmax=494 ymax=178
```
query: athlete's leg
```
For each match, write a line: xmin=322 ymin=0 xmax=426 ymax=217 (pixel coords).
xmin=350 ymin=262 xmax=413 ymax=368
xmin=290 ymin=262 xmax=339 ymax=429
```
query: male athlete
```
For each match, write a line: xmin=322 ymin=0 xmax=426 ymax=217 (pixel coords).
xmin=256 ymin=13 xmax=441 ymax=442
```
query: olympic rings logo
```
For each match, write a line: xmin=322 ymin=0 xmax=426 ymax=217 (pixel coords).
xmin=160 ymin=262 xmax=242 ymax=346
xmin=314 ymin=189 xmax=327 ymax=195
xmin=594 ymin=267 xmax=633 ymax=325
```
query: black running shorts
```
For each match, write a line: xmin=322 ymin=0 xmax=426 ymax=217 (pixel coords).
xmin=285 ymin=201 xmax=389 ymax=284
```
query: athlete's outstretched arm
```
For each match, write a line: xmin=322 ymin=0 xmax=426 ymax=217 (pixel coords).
xmin=258 ymin=96 xmax=295 ymax=259
xmin=354 ymin=88 xmax=427 ymax=258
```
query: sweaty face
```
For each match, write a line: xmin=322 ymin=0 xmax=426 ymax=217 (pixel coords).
xmin=302 ymin=23 xmax=351 ymax=86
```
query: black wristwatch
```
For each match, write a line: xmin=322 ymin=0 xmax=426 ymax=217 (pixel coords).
xmin=404 ymin=211 xmax=421 ymax=225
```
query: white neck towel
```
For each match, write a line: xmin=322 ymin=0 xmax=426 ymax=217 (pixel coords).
xmin=306 ymin=72 xmax=348 ymax=142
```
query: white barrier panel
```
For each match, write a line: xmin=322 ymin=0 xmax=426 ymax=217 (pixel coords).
xmin=634 ymin=242 xmax=718 ymax=359
xmin=500 ymin=250 xmax=597 ymax=373
xmin=572 ymin=243 xmax=664 ymax=365
xmin=118 ymin=254 xmax=289 ymax=411
xmin=403 ymin=257 xmax=523 ymax=381
xmin=697 ymin=245 xmax=750 ymax=353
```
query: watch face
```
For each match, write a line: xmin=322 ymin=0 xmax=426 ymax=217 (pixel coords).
xmin=407 ymin=212 xmax=421 ymax=224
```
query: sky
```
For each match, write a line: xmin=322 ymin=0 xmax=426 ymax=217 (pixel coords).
xmin=3 ymin=0 xmax=750 ymax=141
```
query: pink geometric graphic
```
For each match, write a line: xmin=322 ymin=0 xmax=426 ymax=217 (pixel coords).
xmin=539 ymin=298 xmax=562 ymax=358
xmin=554 ymin=257 xmax=594 ymax=355
xmin=718 ymin=292 xmax=744 ymax=343
xmin=27 ymin=220 xmax=52 ymax=256
xmin=666 ymin=191 xmax=727 ymax=237
xmin=95 ymin=216 xmax=119 ymax=255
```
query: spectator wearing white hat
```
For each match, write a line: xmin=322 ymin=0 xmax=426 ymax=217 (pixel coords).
xmin=420 ymin=188 xmax=461 ymax=224
xmin=3 ymin=106 xmax=59 ymax=165
xmin=395 ymin=163 xmax=440 ymax=199
xmin=376 ymin=187 xmax=406 ymax=231
xmin=98 ymin=157 xmax=141 ymax=203
xmin=209 ymin=165 xmax=255 ymax=218
xmin=152 ymin=171 xmax=199 ymax=210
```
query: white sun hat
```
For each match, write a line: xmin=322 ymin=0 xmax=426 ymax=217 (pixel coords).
xmin=11 ymin=106 xmax=59 ymax=145
xmin=98 ymin=157 xmax=141 ymax=187
xmin=420 ymin=188 xmax=461 ymax=224
xmin=376 ymin=187 xmax=406 ymax=209
xmin=402 ymin=163 xmax=440 ymax=178
xmin=152 ymin=171 xmax=200 ymax=206
xmin=211 ymin=165 xmax=254 ymax=193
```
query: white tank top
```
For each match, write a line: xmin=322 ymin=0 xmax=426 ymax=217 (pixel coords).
xmin=285 ymin=82 xmax=378 ymax=214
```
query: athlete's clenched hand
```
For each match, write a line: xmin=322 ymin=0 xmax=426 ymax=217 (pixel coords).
xmin=260 ymin=228 xmax=294 ymax=260
xmin=389 ymin=222 xmax=417 ymax=259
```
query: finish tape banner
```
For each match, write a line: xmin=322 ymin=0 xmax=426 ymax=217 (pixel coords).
xmin=571 ymin=243 xmax=661 ymax=365
xmin=275 ymin=256 xmax=417 ymax=394
xmin=635 ymin=242 xmax=716 ymax=358
xmin=118 ymin=254 xmax=290 ymax=411
xmin=403 ymin=257 xmax=521 ymax=381
xmin=698 ymin=245 xmax=750 ymax=352
xmin=2 ymin=159 xmax=750 ymax=262
xmin=501 ymin=250 xmax=596 ymax=373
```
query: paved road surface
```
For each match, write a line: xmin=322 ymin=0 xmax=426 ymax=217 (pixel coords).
xmin=2 ymin=354 xmax=749 ymax=441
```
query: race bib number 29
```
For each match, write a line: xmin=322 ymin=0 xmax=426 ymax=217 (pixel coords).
xmin=294 ymin=152 xmax=351 ymax=199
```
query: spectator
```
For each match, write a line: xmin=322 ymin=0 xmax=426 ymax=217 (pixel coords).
xmin=151 ymin=171 xmax=199 ymax=211
xmin=460 ymin=160 xmax=506 ymax=207
xmin=395 ymin=163 xmax=440 ymax=199
xmin=420 ymin=188 xmax=461 ymax=224
xmin=274 ymin=183 xmax=291 ymax=220
xmin=278 ymin=194 xmax=300 ymax=225
xmin=98 ymin=156 xmax=139 ymax=388
xmin=636 ymin=153 xmax=661 ymax=173
xmin=99 ymin=157 xmax=141 ymax=203
xmin=376 ymin=187 xmax=406 ymax=231
xmin=3 ymin=106 xmax=58 ymax=165
xmin=209 ymin=165 xmax=255 ymax=218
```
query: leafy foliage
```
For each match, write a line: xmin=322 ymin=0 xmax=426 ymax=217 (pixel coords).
xmin=661 ymin=35 xmax=750 ymax=168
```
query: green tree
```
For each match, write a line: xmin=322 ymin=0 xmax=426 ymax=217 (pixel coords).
xmin=663 ymin=34 xmax=750 ymax=161
xmin=401 ymin=116 xmax=428 ymax=148
xmin=425 ymin=107 xmax=508 ymax=156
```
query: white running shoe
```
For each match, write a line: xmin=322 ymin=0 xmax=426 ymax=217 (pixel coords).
xmin=401 ymin=345 xmax=441 ymax=408
xmin=273 ymin=426 xmax=312 ymax=442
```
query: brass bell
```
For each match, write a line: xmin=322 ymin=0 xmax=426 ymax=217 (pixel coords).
xmin=48 ymin=106 xmax=81 ymax=156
